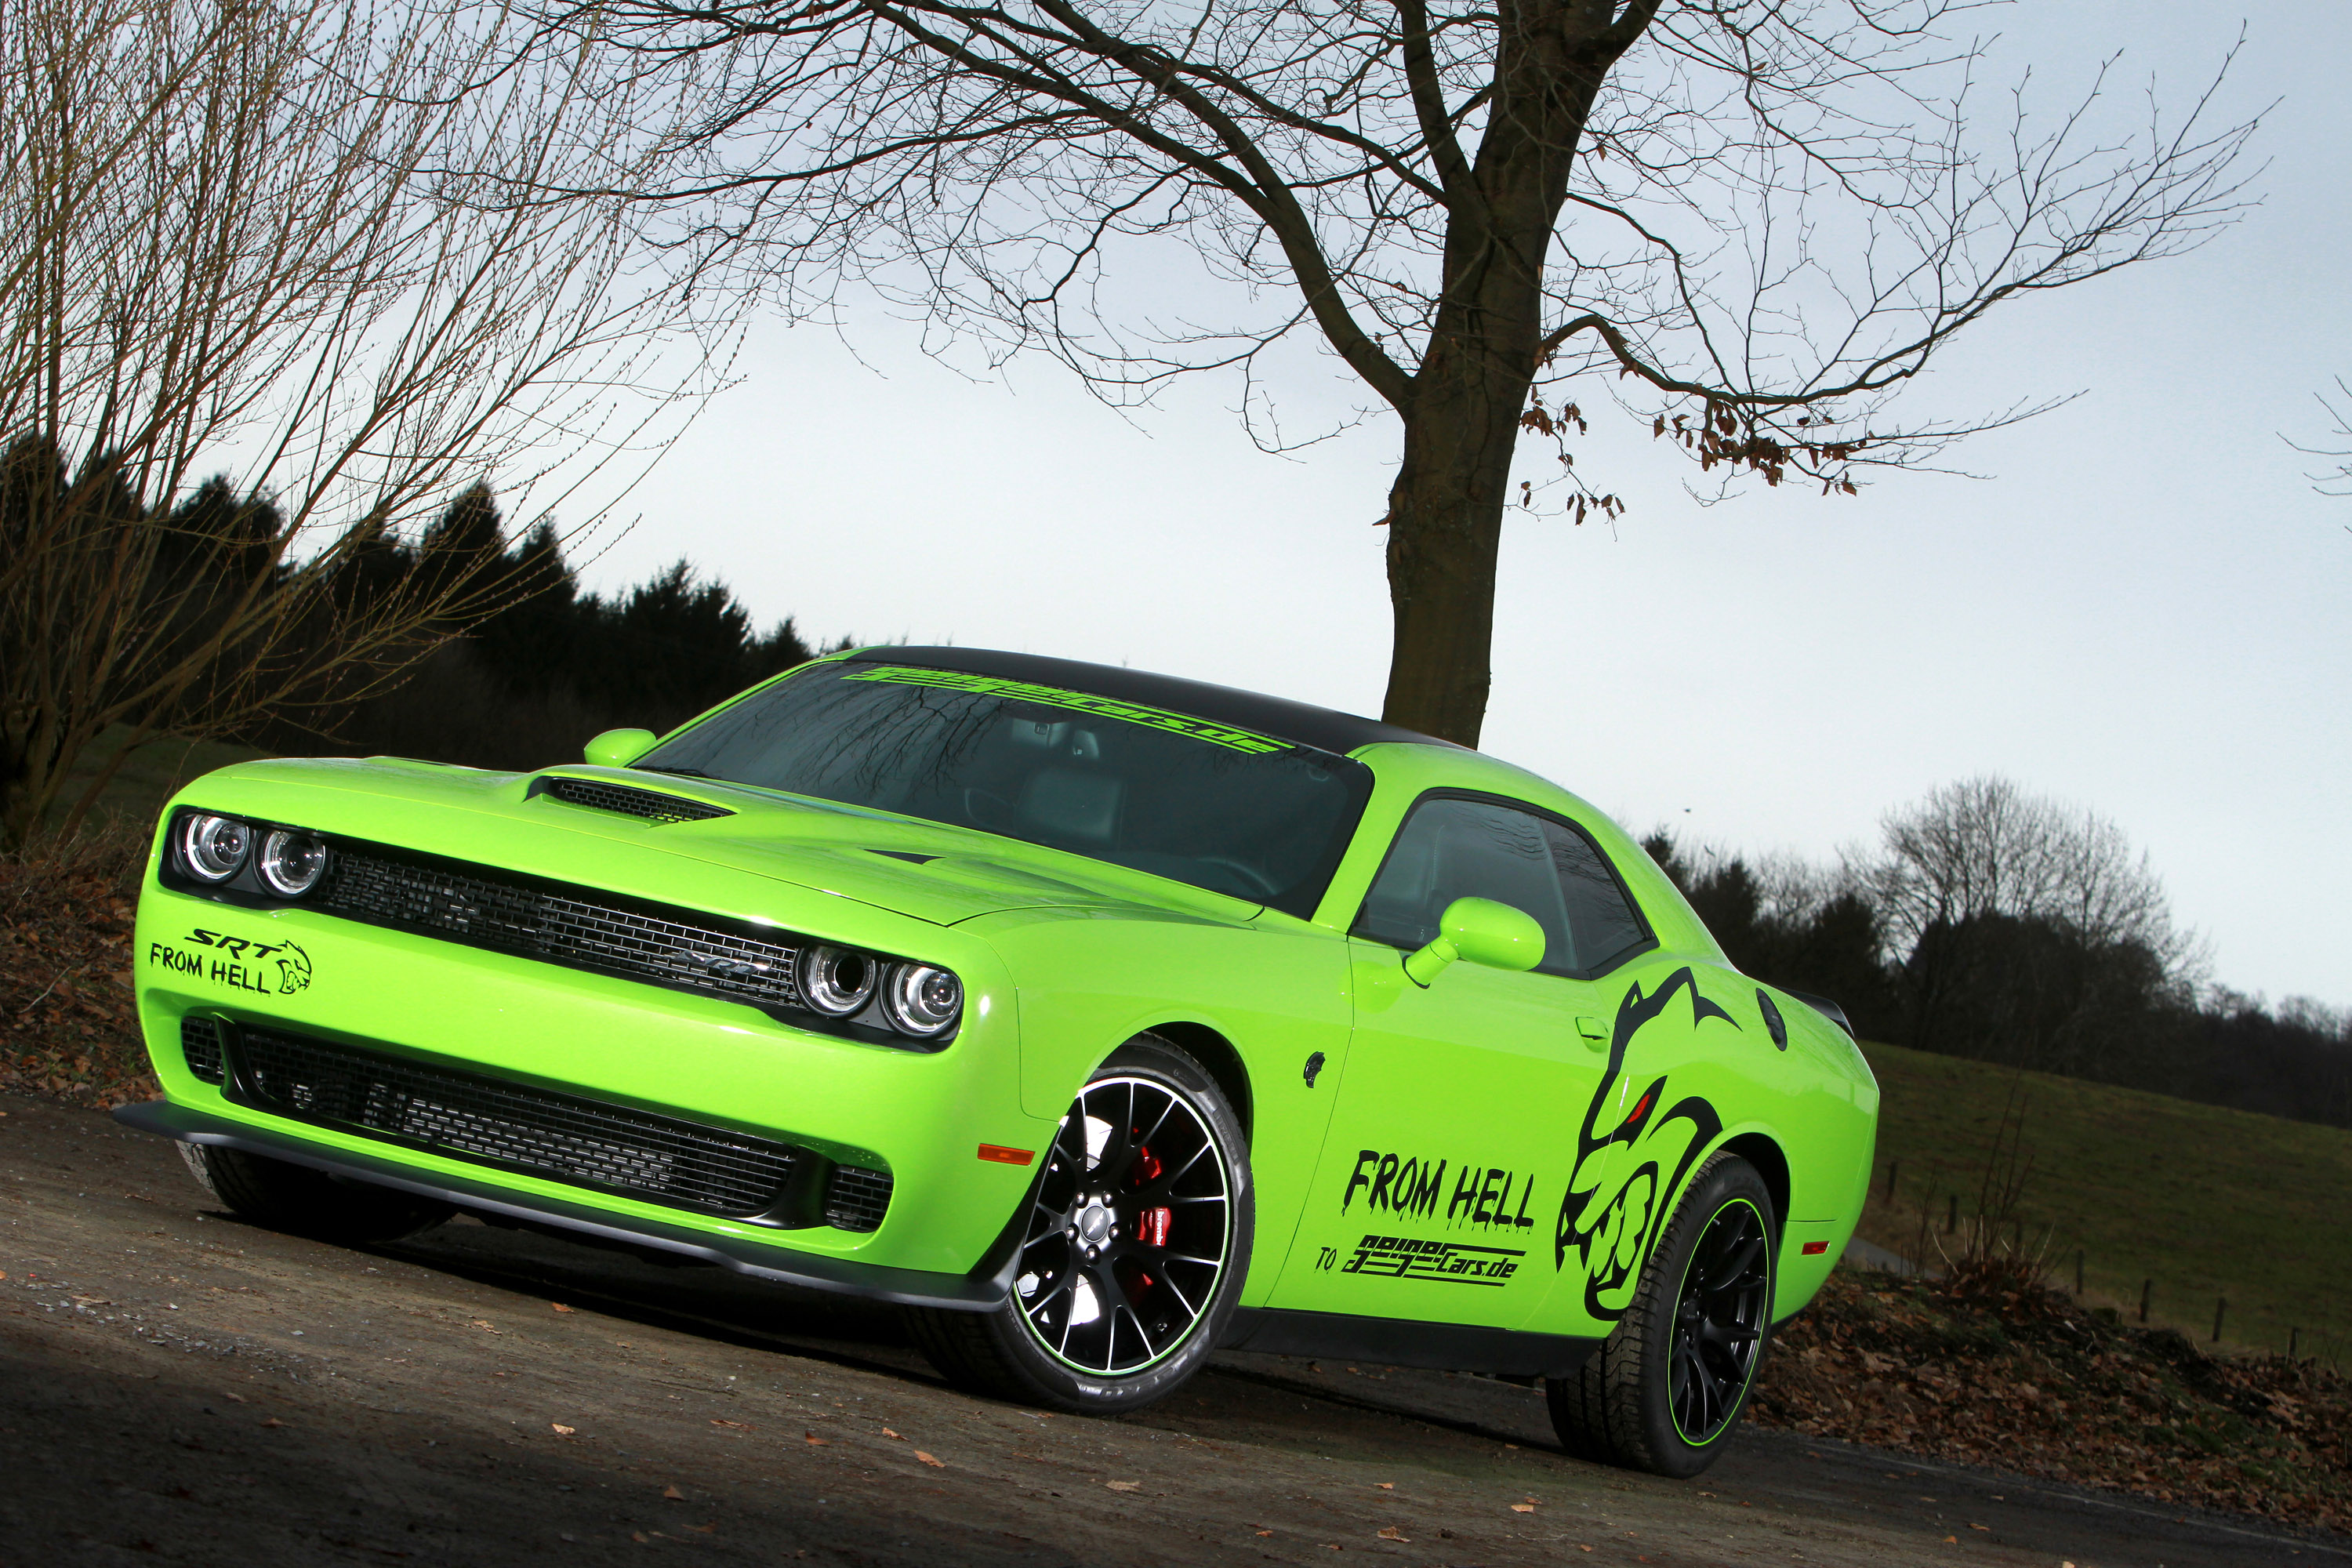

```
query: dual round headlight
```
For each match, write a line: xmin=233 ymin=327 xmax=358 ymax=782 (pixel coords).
xmin=793 ymin=943 xmax=961 ymax=1040
xmin=884 ymin=962 xmax=963 ymax=1037
xmin=175 ymin=812 xmax=329 ymax=897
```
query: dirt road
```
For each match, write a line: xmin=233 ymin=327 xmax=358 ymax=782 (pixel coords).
xmin=2 ymin=1091 xmax=2341 ymax=1567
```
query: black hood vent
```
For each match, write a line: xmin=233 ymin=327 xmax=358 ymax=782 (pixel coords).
xmin=533 ymin=775 xmax=732 ymax=825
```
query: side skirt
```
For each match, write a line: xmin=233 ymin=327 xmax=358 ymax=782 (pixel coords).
xmin=1220 ymin=1306 xmax=1599 ymax=1379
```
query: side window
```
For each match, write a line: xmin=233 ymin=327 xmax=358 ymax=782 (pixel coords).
xmin=1543 ymin=819 xmax=1650 ymax=975
xmin=1352 ymin=797 xmax=1575 ymax=975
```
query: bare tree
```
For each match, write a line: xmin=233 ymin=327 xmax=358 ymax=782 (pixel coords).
xmin=1857 ymin=775 xmax=2206 ymax=1060
xmin=1862 ymin=776 xmax=2193 ymax=957
xmin=2286 ymin=378 xmax=2352 ymax=501
xmin=0 ymin=0 xmax=728 ymax=845
xmin=546 ymin=0 xmax=2259 ymax=742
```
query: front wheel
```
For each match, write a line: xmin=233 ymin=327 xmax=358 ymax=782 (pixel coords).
xmin=1547 ymin=1152 xmax=1776 ymax=1478
xmin=906 ymin=1036 xmax=1252 ymax=1413
xmin=178 ymin=1143 xmax=454 ymax=1244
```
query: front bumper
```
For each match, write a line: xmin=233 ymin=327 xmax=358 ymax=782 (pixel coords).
xmin=115 ymin=1099 xmax=1017 ymax=1311
xmin=132 ymin=786 xmax=1062 ymax=1287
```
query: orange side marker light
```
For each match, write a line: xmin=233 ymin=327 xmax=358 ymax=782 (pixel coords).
xmin=978 ymin=1144 xmax=1036 ymax=1166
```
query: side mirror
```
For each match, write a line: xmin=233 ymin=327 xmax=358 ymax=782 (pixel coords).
xmin=1403 ymin=896 xmax=1545 ymax=987
xmin=584 ymin=728 xmax=658 ymax=768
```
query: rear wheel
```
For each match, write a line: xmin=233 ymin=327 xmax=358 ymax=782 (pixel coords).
xmin=179 ymin=1143 xmax=454 ymax=1244
xmin=906 ymin=1036 xmax=1251 ymax=1413
xmin=1547 ymin=1152 xmax=1775 ymax=1478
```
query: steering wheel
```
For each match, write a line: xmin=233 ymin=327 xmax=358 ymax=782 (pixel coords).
xmin=964 ymin=787 xmax=1014 ymax=829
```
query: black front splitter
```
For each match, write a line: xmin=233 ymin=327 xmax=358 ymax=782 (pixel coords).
xmin=112 ymin=1098 xmax=1008 ymax=1312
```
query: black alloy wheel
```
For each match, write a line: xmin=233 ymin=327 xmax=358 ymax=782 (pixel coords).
xmin=1668 ymin=1197 xmax=1771 ymax=1445
xmin=906 ymin=1036 xmax=1253 ymax=1413
xmin=1012 ymin=1071 xmax=1232 ymax=1374
xmin=1546 ymin=1152 xmax=1777 ymax=1478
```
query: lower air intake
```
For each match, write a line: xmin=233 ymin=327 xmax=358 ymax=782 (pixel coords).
xmin=230 ymin=1027 xmax=797 ymax=1221
xmin=180 ymin=1016 xmax=224 ymax=1084
xmin=823 ymin=1164 xmax=895 ymax=1232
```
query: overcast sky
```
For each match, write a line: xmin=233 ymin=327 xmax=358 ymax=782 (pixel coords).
xmin=569 ymin=2 xmax=2347 ymax=1009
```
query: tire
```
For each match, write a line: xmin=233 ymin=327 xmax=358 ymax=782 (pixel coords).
xmin=179 ymin=1143 xmax=454 ymax=1244
xmin=906 ymin=1035 xmax=1253 ymax=1414
xmin=1546 ymin=1152 xmax=1776 ymax=1478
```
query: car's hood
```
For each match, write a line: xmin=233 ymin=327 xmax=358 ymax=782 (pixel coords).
xmin=172 ymin=757 xmax=1259 ymax=928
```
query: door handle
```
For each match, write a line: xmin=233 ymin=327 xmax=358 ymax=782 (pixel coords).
xmin=1576 ymin=1015 xmax=1607 ymax=1047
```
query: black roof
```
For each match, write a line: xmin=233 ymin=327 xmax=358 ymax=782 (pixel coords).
xmin=844 ymin=646 xmax=1452 ymax=757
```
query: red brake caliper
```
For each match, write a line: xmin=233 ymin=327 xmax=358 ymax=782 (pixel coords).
xmin=1131 ymin=1139 xmax=1172 ymax=1266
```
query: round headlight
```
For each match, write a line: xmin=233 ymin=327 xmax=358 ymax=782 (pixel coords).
xmin=881 ymin=963 xmax=962 ymax=1039
xmin=178 ymin=814 xmax=252 ymax=882
xmin=257 ymin=829 xmax=330 ymax=897
xmin=796 ymin=945 xmax=877 ymax=1017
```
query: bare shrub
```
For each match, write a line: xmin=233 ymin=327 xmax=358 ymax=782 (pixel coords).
xmin=0 ymin=0 xmax=732 ymax=844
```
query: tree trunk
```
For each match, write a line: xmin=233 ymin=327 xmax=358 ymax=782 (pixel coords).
xmin=1379 ymin=355 xmax=1527 ymax=748
xmin=1374 ymin=2 xmax=1630 ymax=747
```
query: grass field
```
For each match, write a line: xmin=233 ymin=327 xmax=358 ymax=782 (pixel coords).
xmin=1851 ymin=1038 xmax=2352 ymax=1368
xmin=44 ymin=726 xmax=269 ymax=837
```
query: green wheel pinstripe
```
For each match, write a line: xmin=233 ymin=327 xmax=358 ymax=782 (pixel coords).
xmin=1546 ymin=1153 xmax=1777 ymax=1478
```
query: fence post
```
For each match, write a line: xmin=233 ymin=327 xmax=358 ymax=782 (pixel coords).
xmin=2074 ymin=1250 xmax=2084 ymax=1297
xmin=2140 ymin=1279 xmax=2152 ymax=1323
xmin=1885 ymin=1160 xmax=1898 ymax=1201
xmin=2290 ymin=1327 xmax=2300 ymax=1359
xmin=2212 ymin=1297 xmax=2227 ymax=1344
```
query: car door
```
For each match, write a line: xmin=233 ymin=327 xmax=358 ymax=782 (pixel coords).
xmin=1266 ymin=793 xmax=1651 ymax=1330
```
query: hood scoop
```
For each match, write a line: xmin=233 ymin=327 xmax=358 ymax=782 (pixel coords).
xmin=531 ymin=775 xmax=734 ymax=826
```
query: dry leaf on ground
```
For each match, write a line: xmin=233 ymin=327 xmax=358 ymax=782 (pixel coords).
xmin=1750 ymin=1269 xmax=2352 ymax=1533
xmin=1105 ymin=1479 xmax=1139 ymax=1492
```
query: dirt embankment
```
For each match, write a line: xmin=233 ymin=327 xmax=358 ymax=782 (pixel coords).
xmin=0 ymin=827 xmax=158 ymax=1108
xmin=1751 ymin=1268 xmax=2352 ymax=1532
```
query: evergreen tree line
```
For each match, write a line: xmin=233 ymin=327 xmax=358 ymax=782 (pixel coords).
xmin=285 ymin=487 xmax=838 ymax=771
xmin=1643 ymin=780 xmax=2351 ymax=1132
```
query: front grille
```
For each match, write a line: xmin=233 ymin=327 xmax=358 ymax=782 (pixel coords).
xmin=181 ymin=1016 xmax=224 ymax=1083
xmin=540 ymin=776 xmax=733 ymax=825
xmin=313 ymin=848 xmax=802 ymax=1014
xmin=231 ymin=1027 xmax=800 ymax=1220
xmin=824 ymin=1164 xmax=895 ymax=1232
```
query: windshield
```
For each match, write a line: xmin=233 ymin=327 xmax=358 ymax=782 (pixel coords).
xmin=636 ymin=661 xmax=1374 ymax=918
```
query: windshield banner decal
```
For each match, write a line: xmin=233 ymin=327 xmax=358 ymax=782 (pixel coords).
xmin=846 ymin=666 xmax=1291 ymax=754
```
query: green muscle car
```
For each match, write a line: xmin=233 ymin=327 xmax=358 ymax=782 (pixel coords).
xmin=117 ymin=646 xmax=1877 ymax=1475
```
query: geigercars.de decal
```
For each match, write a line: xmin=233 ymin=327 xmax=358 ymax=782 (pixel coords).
xmin=148 ymin=928 xmax=313 ymax=996
xmin=1341 ymin=1233 xmax=1525 ymax=1285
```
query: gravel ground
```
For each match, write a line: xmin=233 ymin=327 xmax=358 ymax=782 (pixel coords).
xmin=3 ymin=1091 xmax=2345 ymax=1568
